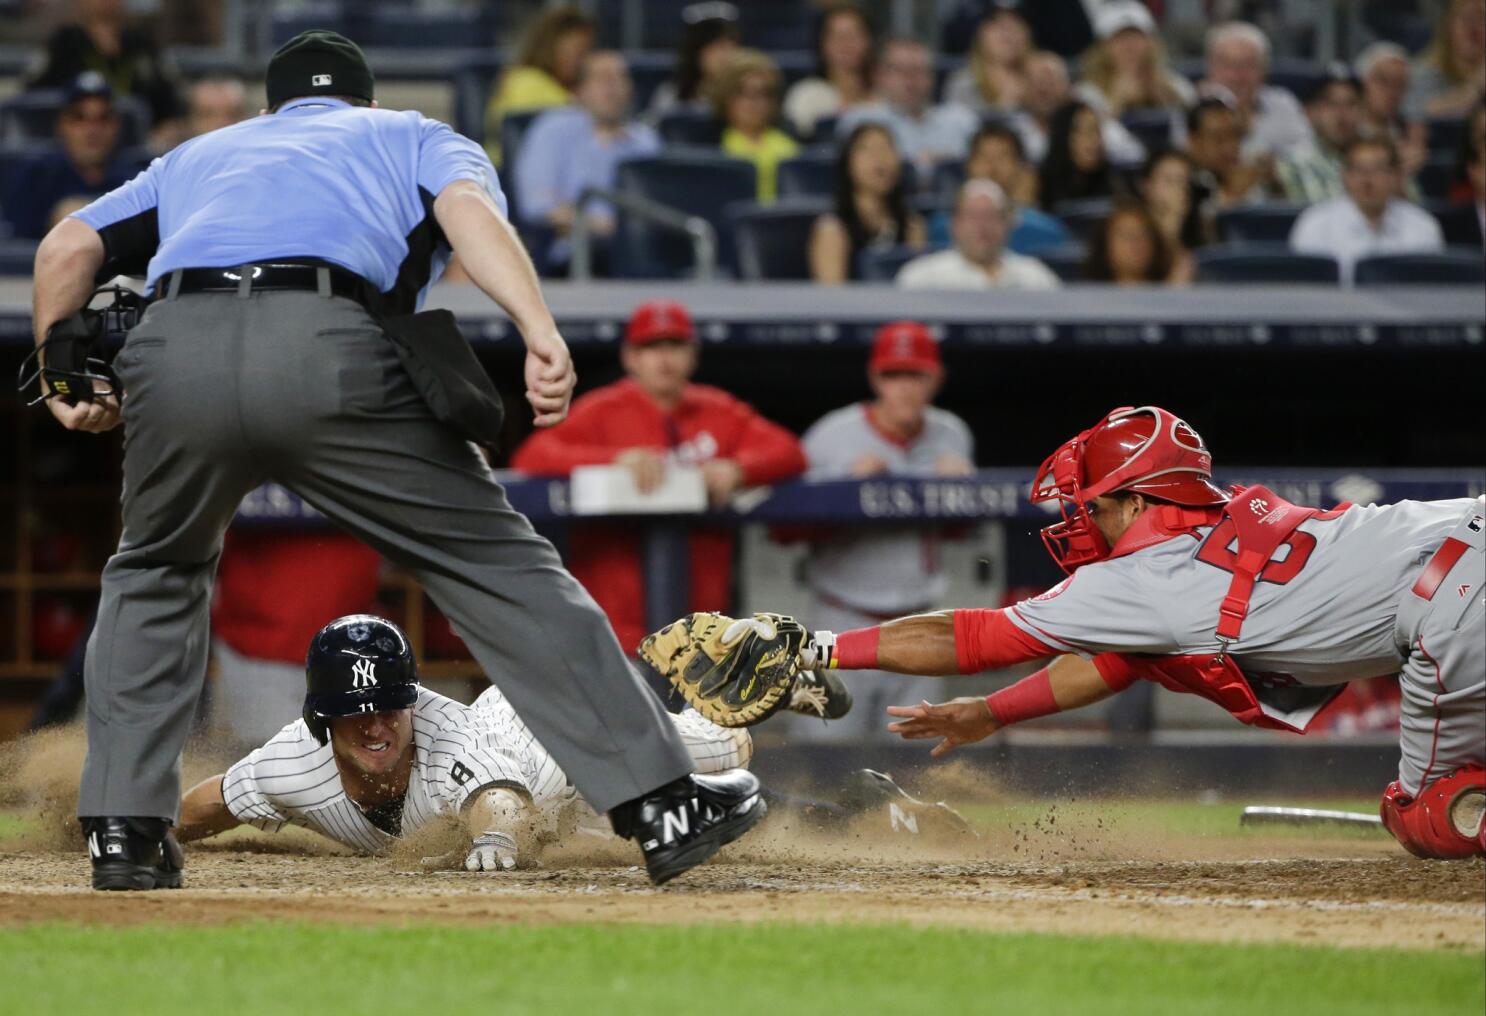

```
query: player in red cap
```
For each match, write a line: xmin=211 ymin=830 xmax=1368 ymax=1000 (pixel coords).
xmin=511 ymin=300 xmax=806 ymax=654
xmin=667 ymin=405 xmax=1486 ymax=858
xmin=789 ymin=320 xmax=974 ymax=737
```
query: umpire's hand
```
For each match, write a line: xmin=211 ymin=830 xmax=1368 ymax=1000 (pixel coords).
xmin=48 ymin=384 xmax=122 ymax=433
xmin=525 ymin=330 xmax=575 ymax=428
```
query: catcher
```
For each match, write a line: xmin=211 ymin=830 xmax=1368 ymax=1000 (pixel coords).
xmin=177 ymin=614 xmax=958 ymax=869
xmin=639 ymin=406 xmax=1485 ymax=860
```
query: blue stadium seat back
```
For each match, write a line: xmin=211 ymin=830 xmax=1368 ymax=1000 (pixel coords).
xmin=628 ymin=53 xmax=674 ymax=114
xmin=357 ymin=7 xmax=497 ymax=48
xmin=1036 ymin=242 xmax=1090 ymax=283
xmin=1051 ymin=197 xmax=1115 ymax=241
xmin=1120 ymin=109 xmax=1175 ymax=151
xmin=658 ymin=109 xmax=723 ymax=147
xmin=1172 ymin=58 xmax=1205 ymax=83
xmin=1353 ymin=248 xmax=1486 ymax=286
xmin=1195 ymin=245 xmax=1340 ymax=284
xmin=1216 ymin=203 xmax=1308 ymax=243
xmin=1266 ymin=59 xmax=1328 ymax=103
xmin=729 ymin=199 xmax=830 ymax=281
xmin=1416 ymin=152 xmax=1459 ymax=201
xmin=0 ymin=89 xmax=148 ymax=148
xmin=1424 ymin=115 xmax=1466 ymax=155
xmin=451 ymin=54 xmax=502 ymax=144
xmin=613 ymin=154 xmax=756 ymax=277
xmin=857 ymin=245 xmax=929 ymax=283
xmin=0 ymin=237 xmax=39 ymax=275
xmin=271 ymin=5 xmax=347 ymax=47
xmin=0 ymin=140 xmax=53 ymax=199
xmin=1424 ymin=201 xmax=1483 ymax=246
xmin=932 ymin=160 xmax=966 ymax=203
xmin=809 ymin=115 xmax=838 ymax=143
xmin=777 ymin=151 xmax=836 ymax=198
xmin=500 ymin=109 xmax=542 ymax=171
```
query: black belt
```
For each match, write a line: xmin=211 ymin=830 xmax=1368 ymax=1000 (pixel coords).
xmin=167 ymin=263 xmax=373 ymax=306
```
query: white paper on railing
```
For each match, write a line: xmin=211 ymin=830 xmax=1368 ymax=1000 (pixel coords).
xmin=570 ymin=464 xmax=707 ymax=515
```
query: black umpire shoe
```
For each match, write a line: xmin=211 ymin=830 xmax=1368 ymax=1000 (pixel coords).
xmin=84 ymin=817 xmax=184 ymax=891
xmin=611 ymin=770 xmax=766 ymax=885
xmin=786 ymin=669 xmax=853 ymax=721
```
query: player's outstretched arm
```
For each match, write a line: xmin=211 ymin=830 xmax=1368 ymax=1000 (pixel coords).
xmin=815 ymin=607 xmax=1057 ymax=676
xmin=459 ymin=786 xmax=537 ymax=872
xmin=176 ymin=775 xmax=243 ymax=842
xmin=886 ymin=655 xmax=1116 ymax=756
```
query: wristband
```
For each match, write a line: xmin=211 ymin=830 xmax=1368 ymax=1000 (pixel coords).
xmin=984 ymin=668 xmax=1060 ymax=726
xmin=831 ymin=626 xmax=881 ymax=670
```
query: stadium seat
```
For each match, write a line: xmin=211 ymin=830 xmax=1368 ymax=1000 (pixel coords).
xmin=1195 ymin=245 xmax=1340 ymax=284
xmin=1416 ymin=153 xmax=1459 ymax=202
xmin=730 ymin=200 xmax=830 ymax=281
xmin=1216 ymin=204 xmax=1308 ymax=244
xmin=1051 ymin=197 xmax=1114 ymax=241
xmin=777 ymin=151 xmax=836 ymax=199
xmin=1120 ymin=109 xmax=1175 ymax=152
xmin=271 ymin=5 xmax=348 ymax=47
xmin=498 ymin=109 xmax=543 ymax=209
xmin=857 ymin=245 xmax=932 ymax=282
xmin=0 ymin=237 xmax=38 ymax=275
xmin=357 ymin=7 xmax=497 ymax=48
xmin=931 ymin=160 xmax=966 ymax=203
xmin=1424 ymin=115 xmax=1466 ymax=155
xmin=1353 ymin=248 xmax=1486 ymax=286
xmin=1425 ymin=201 xmax=1483 ymax=246
xmin=612 ymin=154 xmax=756 ymax=278
xmin=1036 ymin=242 xmax=1090 ymax=283
xmin=1266 ymin=59 xmax=1329 ymax=103
xmin=658 ymin=109 xmax=723 ymax=147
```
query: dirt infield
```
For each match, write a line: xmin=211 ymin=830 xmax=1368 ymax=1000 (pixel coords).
xmin=4 ymin=829 xmax=1481 ymax=952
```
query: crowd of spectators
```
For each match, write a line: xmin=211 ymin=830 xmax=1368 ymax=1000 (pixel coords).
xmin=2 ymin=0 xmax=1482 ymax=286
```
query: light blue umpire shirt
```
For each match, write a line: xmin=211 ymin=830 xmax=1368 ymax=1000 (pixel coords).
xmin=70 ymin=97 xmax=506 ymax=312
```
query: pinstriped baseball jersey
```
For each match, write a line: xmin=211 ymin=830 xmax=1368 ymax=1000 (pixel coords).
xmin=1007 ymin=498 xmax=1479 ymax=685
xmin=222 ymin=686 xmax=750 ymax=853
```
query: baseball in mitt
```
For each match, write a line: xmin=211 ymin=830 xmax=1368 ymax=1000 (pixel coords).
xmin=638 ymin=612 xmax=809 ymax=727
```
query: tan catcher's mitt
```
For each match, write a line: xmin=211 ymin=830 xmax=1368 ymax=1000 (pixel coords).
xmin=638 ymin=612 xmax=810 ymax=727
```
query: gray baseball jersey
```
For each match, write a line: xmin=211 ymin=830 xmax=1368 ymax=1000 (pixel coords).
xmin=222 ymin=686 xmax=750 ymax=853
xmin=802 ymin=403 xmax=974 ymax=613
xmin=1008 ymin=498 xmax=1477 ymax=684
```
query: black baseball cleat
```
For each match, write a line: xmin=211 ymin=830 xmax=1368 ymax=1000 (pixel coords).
xmin=611 ymin=770 xmax=766 ymax=885
xmin=84 ymin=817 xmax=184 ymax=891
xmin=786 ymin=669 xmax=852 ymax=720
xmin=836 ymin=769 xmax=978 ymax=840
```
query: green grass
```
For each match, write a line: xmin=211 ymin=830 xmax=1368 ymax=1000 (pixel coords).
xmin=960 ymin=798 xmax=1384 ymax=839
xmin=1 ymin=922 xmax=1480 ymax=1016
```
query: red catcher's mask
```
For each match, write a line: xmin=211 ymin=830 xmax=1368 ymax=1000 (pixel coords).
xmin=1030 ymin=406 xmax=1229 ymax=573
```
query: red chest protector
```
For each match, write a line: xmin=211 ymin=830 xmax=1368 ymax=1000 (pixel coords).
xmin=1107 ymin=485 xmax=1347 ymax=733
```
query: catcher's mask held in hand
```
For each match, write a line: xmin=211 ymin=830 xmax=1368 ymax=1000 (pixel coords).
xmin=1030 ymin=406 xmax=1228 ymax=573
xmin=638 ymin=612 xmax=807 ymax=727
xmin=18 ymin=285 xmax=146 ymax=407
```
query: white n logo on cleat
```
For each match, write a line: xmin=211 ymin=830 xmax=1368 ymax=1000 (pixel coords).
xmin=889 ymin=802 xmax=919 ymax=834
xmin=351 ymin=659 xmax=378 ymax=688
xmin=660 ymin=804 xmax=692 ymax=843
xmin=87 ymin=831 xmax=101 ymax=859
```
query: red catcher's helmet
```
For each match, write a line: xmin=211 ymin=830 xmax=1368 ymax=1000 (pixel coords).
xmin=1030 ymin=406 xmax=1228 ymax=573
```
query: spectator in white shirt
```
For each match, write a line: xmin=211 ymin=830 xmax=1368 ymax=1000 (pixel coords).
xmin=1200 ymin=21 xmax=1313 ymax=160
xmin=897 ymin=179 xmax=1061 ymax=290
xmin=837 ymin=37 xmax=979 ymax=176
xmin=1290 ymin=137 xmax=1445 ymax=283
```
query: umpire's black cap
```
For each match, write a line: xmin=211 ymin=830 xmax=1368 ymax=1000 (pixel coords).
xmin=266 ymin=29 xmax=375 ymax=109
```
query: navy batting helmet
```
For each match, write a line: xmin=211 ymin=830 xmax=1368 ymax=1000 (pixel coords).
xmin=302 ymin=614 xmax=419 ymax=745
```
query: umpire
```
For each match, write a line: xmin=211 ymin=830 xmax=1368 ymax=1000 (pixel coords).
xmin=32 ymin=31 xmax=763 ymax=889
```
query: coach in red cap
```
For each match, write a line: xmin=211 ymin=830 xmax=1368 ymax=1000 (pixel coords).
xmin=792 ymin=320 xmax=975 ymax=739
xmin=512 ymin=300 xmax=805 ymax=653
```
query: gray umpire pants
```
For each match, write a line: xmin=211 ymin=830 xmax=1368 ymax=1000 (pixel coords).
xmin=78 ymin=289 xmax=694 ymax=821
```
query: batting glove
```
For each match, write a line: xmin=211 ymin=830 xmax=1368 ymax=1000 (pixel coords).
xmin=465 ymin=831 xmax=519 ymax=872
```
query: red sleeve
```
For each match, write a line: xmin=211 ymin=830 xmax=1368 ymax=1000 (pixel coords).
xmin=1092 ymin=653 xmax=1141 ymax=691
xmin=721 ymin=403 xmax=807 ymax=487
xmin=509 ymin=398 xmax=625 ymax=476
xmin=951 ymin=608 xmax=1061 ymax=673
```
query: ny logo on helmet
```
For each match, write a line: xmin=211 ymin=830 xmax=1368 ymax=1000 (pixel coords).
xmin=351 ymin=659 xmax=378 ymax=688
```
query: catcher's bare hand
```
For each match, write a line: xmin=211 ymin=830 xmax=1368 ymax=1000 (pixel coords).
xmin=47 ymin=382 xmax=121 ymax=433
xmin=886 ymin=697 xmax=1000 ymax=757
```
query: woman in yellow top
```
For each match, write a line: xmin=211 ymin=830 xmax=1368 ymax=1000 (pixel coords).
xmin=484 ymin=5 xmax=594 ymax=164
xmin=715 ymin=49 xmax=799 ymax=204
